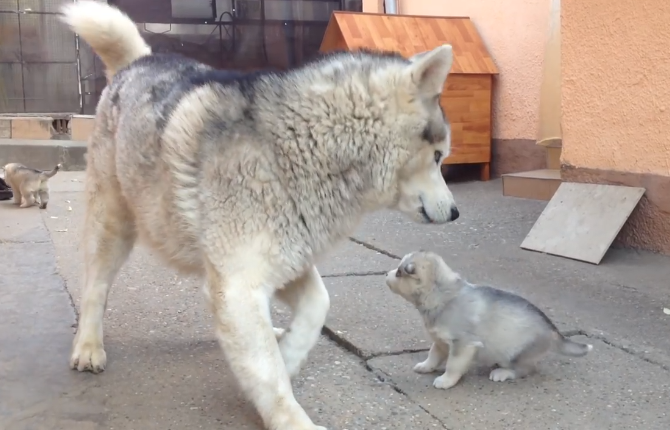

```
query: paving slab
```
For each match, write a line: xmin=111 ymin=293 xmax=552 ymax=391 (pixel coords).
xmin=0 ymin=202 xmax=51 ymax=243
xmin=0 ymin=240 xmax=88 ymax=430
xmin=368 ymin=336 xmax=670 ymax=430
xmin=0 ymin=172 xmax=441 ymax=429
xmin=324 ymin=275 xmax=430 ymax=356
xmin=3 ymin=171 xmax=670 ymax=430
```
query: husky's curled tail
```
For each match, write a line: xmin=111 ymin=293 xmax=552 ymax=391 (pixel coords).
xmin=40 ymin=164 xmax=62 ymax=180
xmin=60 ymin=1 xmax=151 ymax=80
xmin=554 ymin=332 xmax=593 ymax=357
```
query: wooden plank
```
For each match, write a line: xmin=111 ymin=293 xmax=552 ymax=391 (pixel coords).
xmin=521 ymin=183 xmax=646 ymax=264
xmin=442 ymin=75 xmax=491 ymax=165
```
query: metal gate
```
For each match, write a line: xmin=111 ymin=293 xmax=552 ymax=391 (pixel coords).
xmin=0 ymin=0 xmax=92 ymax=114
xmin=0 ymin=0 xmax=363 ymax=115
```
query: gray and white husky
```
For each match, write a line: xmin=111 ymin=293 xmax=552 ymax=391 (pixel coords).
xmin=60 ymin=1 xmax=461 ymax=429
xmin=385 ymin=251 xmax=592 ymax=390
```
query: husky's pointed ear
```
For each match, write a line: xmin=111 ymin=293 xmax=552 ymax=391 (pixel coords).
xmin=406 ymin=44 xmax=453 ymax=96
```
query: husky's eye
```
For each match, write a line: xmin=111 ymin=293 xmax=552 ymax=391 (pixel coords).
xmin=434 ymin=150 xmax=443 ymax=164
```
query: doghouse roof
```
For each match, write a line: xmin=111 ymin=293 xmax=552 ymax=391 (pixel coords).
xmin=320 ymin=12 xmax=499 ymax=75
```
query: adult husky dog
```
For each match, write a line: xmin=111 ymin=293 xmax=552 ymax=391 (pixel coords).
xmin=61 ymin=2 xmax=459 ymax=429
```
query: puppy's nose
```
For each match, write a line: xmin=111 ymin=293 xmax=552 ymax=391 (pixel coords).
xmin=450 ymin=206 xmax=460 ymax=221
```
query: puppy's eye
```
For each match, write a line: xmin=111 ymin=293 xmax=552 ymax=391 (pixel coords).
xmin=434 ymin=150 xmax=443 ymax=164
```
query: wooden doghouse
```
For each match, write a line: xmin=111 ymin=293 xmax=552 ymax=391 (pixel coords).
xmin=320 ymin=12 xmax=498 ymax=180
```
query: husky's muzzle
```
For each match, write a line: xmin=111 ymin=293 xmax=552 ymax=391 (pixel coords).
xmin=418 ymin=196 xmax=459 ymax=224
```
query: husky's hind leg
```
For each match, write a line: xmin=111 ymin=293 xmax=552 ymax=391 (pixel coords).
xmin=490 ymin=335 xmax=552 ymax=382
xmin=205 ymin=262 xmax=326 ymax=430
xmin=71 ymin=175 xmax=136 ymax=373
xmin=38 ymin=188 xmax=50 ymax=209
xmin=8 ymin=180 xmax=22 ymax=205
xmin=275 ymin=266 xmax=330 ymax=378
xmin=18 ymin=183 xmax=36 ymax=208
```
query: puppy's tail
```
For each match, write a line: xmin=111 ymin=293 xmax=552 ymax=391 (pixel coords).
xmin=60 ymin=1 xmax=151 ymax=80
xmin=40 ymin=164 xmax=62 ymax=180
xmin=555 ymin=334 xmax=593 ymax=357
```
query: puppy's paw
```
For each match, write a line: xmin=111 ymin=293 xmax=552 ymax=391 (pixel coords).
xmin=432 ymin=373 xmax=460 ymax=390
xmin=413 ymin=361 xmax=438 ymax=374
xmin=489 ymin=368 xmax=516 ymax=382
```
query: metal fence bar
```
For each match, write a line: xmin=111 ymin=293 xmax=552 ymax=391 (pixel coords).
xmin=16 ymin=1 xmax=26 ymax=112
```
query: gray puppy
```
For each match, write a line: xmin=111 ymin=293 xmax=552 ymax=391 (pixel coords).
xmin=3 ymin=163 xmax=61 ymax=209
xmin=385 ymin=251 xmax=592 ymax=390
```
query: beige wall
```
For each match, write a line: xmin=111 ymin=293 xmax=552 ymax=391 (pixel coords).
xmin=561 ymin=0 xmax=670 ymax=175
xmin=362 ymin=0 xmax=552 ymax=142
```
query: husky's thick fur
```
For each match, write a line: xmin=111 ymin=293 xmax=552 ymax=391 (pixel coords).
xmin=386 ymin=251 xmax=592 ymax=390
xmin=61 ymin=1 xmax=460 ymax=429
xmin=3 ymin=163 xmax=61 ymax=209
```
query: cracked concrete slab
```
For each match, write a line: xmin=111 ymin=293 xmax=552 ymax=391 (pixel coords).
xmin=3 ymin=172 xmax=670 ymax=430
xmin=368 ymin=336 xmax=670 ymax=430
xmin=316 ymin=240 xmax=397 ymax=277
xmin=324 ymin=275 xmax=431 ymax=356
xmin=0 ymin=241 xmax=86 ymax=429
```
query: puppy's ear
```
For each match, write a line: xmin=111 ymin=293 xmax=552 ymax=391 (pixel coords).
xmin=405 ymin=262 xmax=416 ymax=275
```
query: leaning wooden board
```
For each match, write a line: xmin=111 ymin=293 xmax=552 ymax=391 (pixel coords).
xmin=521 ymin=182 xmax=646 ymax=264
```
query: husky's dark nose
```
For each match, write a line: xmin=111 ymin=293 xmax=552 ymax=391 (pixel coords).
xmin=450 ymin=206 xmax=460 ymax=221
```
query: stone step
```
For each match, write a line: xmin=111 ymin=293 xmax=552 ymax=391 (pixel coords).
xmin=0 ymin=139 xmax=87 ymax=171
xmin=501 ymin=168 xmax=561 ymax=201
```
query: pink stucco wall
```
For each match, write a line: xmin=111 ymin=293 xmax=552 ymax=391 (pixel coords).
xmin=362 ymin=0 xmax=552 ymax=142
xmin=561 ymin=0 xmax=670 ymax=175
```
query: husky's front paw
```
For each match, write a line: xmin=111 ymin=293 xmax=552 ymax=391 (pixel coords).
xmin=489 ymin=368 xmax=516 ymax=382
xmin=432 ymin=373 xmax=460 ymax=390
xmin=273 ymin=412 xmax=327 ymax=430
xmin=70 ymin=341 xmax=107 ymax=373
xmin=413 ymin=361 xmax=438 ymax=374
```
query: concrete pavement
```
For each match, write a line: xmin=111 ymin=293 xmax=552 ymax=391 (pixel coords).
xmin=1 ymin=172 xmax=669 ymax=430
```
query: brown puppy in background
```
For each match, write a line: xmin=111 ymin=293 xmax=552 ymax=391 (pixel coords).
xmin=3 ymin=163 xmax=62 ymax=209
